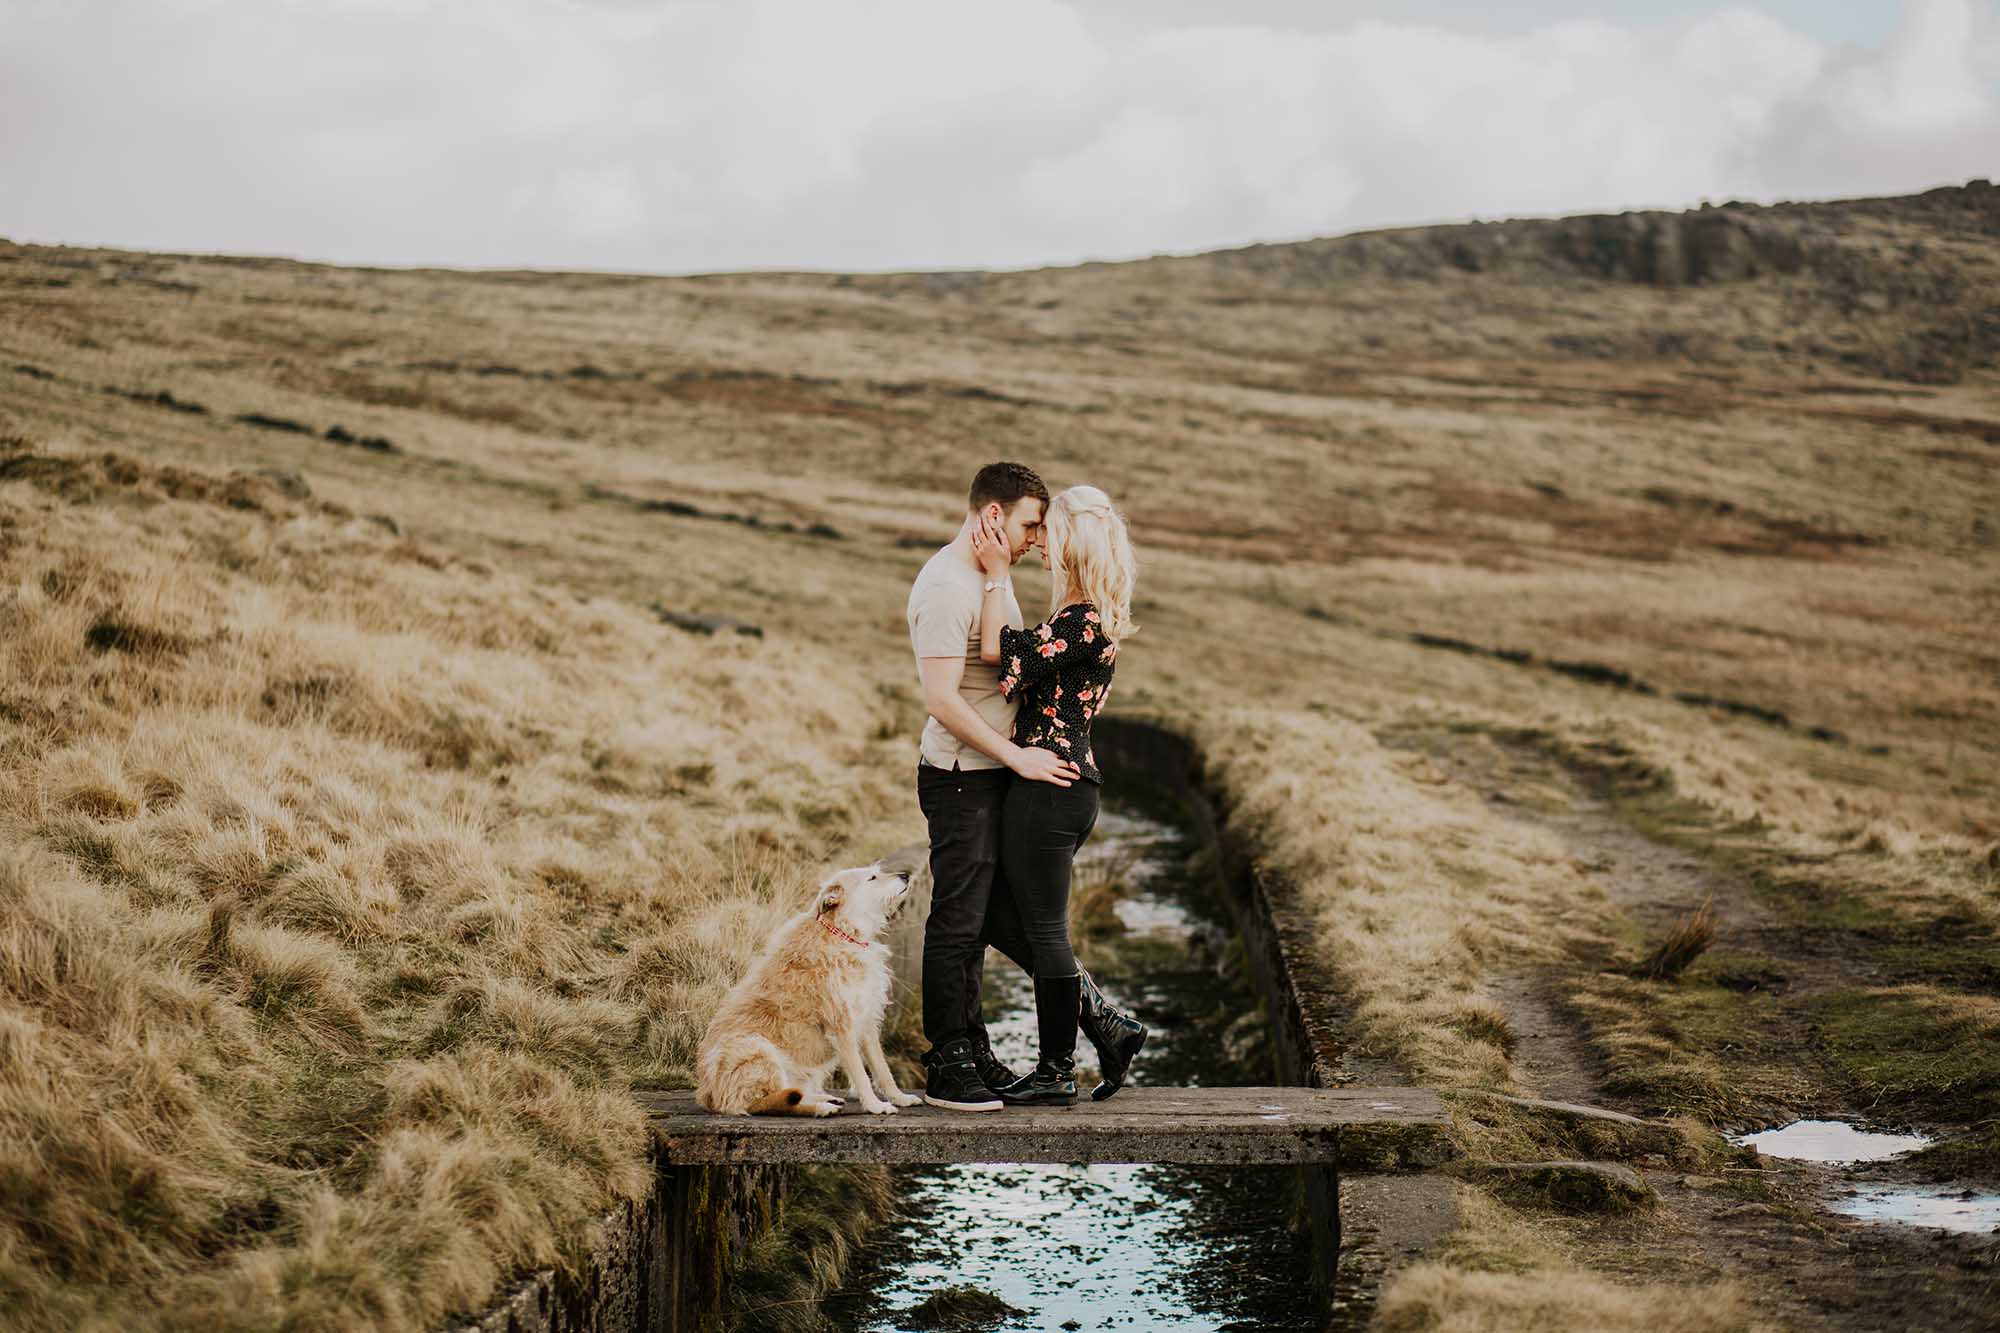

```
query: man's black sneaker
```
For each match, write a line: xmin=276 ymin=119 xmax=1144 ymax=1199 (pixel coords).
xmin=921 ymin=1037 xmax=1002 ymax=1111
xmin=966 ymin=1030 xmax=1016 ymax=1093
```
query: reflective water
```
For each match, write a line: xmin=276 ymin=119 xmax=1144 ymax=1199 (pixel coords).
xmin=1731 ymin=1119 xmax=1930 ymax=1163
xmin=1730 ymin=1120 xmax=2000 ymax=1237
xmin=1831 ymin=1185 xmax=2000 ymax=1235
xmin=825 ymin=802 xmax=1319 ymax=1332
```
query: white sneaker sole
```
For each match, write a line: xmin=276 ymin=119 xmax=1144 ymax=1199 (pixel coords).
xmin=922 ymin=1092 xmax=1003 ymax=1111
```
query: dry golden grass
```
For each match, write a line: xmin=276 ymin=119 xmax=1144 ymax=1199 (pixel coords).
xmin=1375 ymin=1189 xmax=1772 ymax=1333
xmin=0 ymin=445 xmax=915 ymax=1329
xmin=1197 ymin=707 xmax=1606 ymax=1093
xmin=0 ymin=184 xmax=1996 ymax=1328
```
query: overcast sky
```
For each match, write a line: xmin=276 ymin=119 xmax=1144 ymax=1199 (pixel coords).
xmin=1 ymin=0 xmax=1994 ymax=273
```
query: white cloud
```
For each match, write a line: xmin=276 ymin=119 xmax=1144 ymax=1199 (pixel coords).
xmin=0 ymin=0 xmax=1992 ymax=271
xmin=546 ymin=165 xmax=644 ymax=238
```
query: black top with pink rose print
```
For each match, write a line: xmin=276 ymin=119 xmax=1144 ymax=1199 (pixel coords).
xmin=997 ymin=601 xmax=1117 ymax=785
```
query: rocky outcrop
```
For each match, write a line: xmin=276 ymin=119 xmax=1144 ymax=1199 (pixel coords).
xmin=1217 ymin=179 xmax=1998 ymax=290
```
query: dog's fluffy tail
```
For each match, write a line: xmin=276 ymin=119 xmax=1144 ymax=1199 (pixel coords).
xmin=697 ymin=1033 xmax=803 ymax=1115
xmin=747 ymin=1085 xmax=807 ymax=1115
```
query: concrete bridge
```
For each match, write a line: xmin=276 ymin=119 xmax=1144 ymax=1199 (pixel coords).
xmin=624 ymin=1084 xmax=1457 ymax=1332
xmin=453 ymin=724 xmax=1462 ymax=1333
xmin=642 ymin=1084 xmax=1454 ymax=1170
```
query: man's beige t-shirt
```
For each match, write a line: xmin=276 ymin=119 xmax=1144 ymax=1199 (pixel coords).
xmin=907 ymin=541 xmax=1023 ymax=771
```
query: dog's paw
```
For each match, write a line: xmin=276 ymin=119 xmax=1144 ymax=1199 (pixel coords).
xmin=810 ymin=1101 xmax=840 ymax=1118
xmin=890 ymin=1091 xmax=921 ymax=1108
xmin=862 ymin=1100 xmax=898 ymax=1115
xmin=822 ymin=1095 xmax=845 ymax=1106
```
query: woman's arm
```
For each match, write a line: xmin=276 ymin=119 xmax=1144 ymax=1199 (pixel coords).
xmin=998 ymin=603 xmax=1108 ymax=700
xmin=917 ymin=655 xmax=1079 ymax=785
xmin=972 ymin=513 xmax=1011 ymax=664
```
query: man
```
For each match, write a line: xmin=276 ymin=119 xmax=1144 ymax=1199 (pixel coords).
xmin=906 ymin=461 xmax=1081 ymax=1111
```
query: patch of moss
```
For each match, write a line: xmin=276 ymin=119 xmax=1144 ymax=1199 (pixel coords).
xmin=1693 ymin=948 xmax=1793 ymax=996
xmin=1902 ymin=1121 xmax=2000 ymax=1180
xmin=1472 ymin=1161 xmax=1654 ymax=1214
xmin=1568 ymin=972 xmax=1764 ymax=1120
xmin=1800 ymin=988 xmax=2000 ymax=1123
xmin=895 ymin=1285 xmax=1026 ymax=1332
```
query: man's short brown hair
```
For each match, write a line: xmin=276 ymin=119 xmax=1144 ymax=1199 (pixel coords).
xmin=968 ymin=461 xmax=1049 ymax=514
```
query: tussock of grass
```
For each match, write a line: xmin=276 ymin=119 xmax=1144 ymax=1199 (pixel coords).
xmin=894 ymin=1284 xmax=1027 ymax=1332
xmin=1563 ymin=976 xmax=1754 ymax=1120
xmin=1906 ymin=1121 xmax=2000 ymax=1180
xmin=1638 ymin=896 xmax=1717 ymax=980
xmin=1067 ymin=843 xmax=1138 ymax=939
xmin=1446 ymin=1002 xmax=1517 ymax=1057
xmin=1803 ymin=986 xmax=2000 ymax=1129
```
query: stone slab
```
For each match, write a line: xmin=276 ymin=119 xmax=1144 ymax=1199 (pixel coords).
xmin=1472 ymin=1092 xmax=1651 ymax=1127
xmin=1463 ymin=1091 xmax=1685 ymax=1155
xmin=641 ymin=1084 xmax=1453 ymax=1169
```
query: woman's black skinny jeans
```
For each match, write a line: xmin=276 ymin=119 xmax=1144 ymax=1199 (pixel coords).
xmin=998 ymin=773 xmax=1100 ymax=978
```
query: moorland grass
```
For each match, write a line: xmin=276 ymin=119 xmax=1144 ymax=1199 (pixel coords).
xmin=1 ymin=188 xmax=1995 ymax=1327
xmin=0 ymin=447 xmax=914 ymax=1329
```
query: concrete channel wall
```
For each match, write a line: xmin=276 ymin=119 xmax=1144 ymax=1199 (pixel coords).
xmin=444 ymin=1154 xmax=793 ymax=1333
xmin=1090 ymin=719 xmax=1459 ymax=1320
xmin=1091 ymin=719 xmax=1349 ymax=1304
xmin=441 ymin=718 xmax=1446 ymax=1333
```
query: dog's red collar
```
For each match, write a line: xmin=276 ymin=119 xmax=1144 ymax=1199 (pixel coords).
xmin=818 ymin=914 xmax=870 ymax=949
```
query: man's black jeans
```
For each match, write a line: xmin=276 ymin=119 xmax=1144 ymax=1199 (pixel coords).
xmin=916 ymin=760 xmax=1035 ymax=1052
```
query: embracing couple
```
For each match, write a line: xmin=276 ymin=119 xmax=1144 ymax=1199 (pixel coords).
xmin=905 ymin=461 xmax=1147 ymax=1112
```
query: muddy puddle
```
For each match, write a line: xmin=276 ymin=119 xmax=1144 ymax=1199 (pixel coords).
xmin=1733 ymin=1120 xmax=1930 ymax=1163
xmin=1829 ymin=1185 xmax=2000 ymax=1235
xmin=820 ymin=799 xmax=1320 ymax=1332
xmin=1732 ymin=1119 xmax=2000 ymax=1237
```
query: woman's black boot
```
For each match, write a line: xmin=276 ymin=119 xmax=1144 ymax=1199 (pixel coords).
xmin=1077 ymin=966 xmax=1146 ymax=1101
xmin=999 ymin=974 xmax=1081 ymax=1106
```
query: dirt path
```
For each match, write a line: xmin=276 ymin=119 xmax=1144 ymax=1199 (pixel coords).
xmin=1380 ymin=728 xmax=2000 ymax=1331
xmin=1384 ymin=729 xmax=1779 ymax=1107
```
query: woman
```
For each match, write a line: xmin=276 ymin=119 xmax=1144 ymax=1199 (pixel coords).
xmin=970 ymin=484 xmax=1146 ymax=1106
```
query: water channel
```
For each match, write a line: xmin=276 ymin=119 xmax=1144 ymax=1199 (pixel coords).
xmin=820 ymin=792 xmax=1323 ymax=1332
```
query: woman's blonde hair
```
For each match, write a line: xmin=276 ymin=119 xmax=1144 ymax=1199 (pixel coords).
xmin=1045 ymin=485 xmax=1138 ymax=641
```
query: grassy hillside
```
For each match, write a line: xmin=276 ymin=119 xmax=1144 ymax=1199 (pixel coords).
xmin=1 ymin=179 xmax=1996 ymax=1329
xmin=0 ymin=444 xmax=922 ymax=1329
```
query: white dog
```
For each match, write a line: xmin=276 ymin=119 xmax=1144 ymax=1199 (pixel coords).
xmin=695 ymin=861 xmax=923 ymax=1116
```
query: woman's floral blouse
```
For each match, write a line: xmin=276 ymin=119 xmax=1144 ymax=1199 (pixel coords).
xmin=997 ymin=601 xmax=1117 ymax=785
